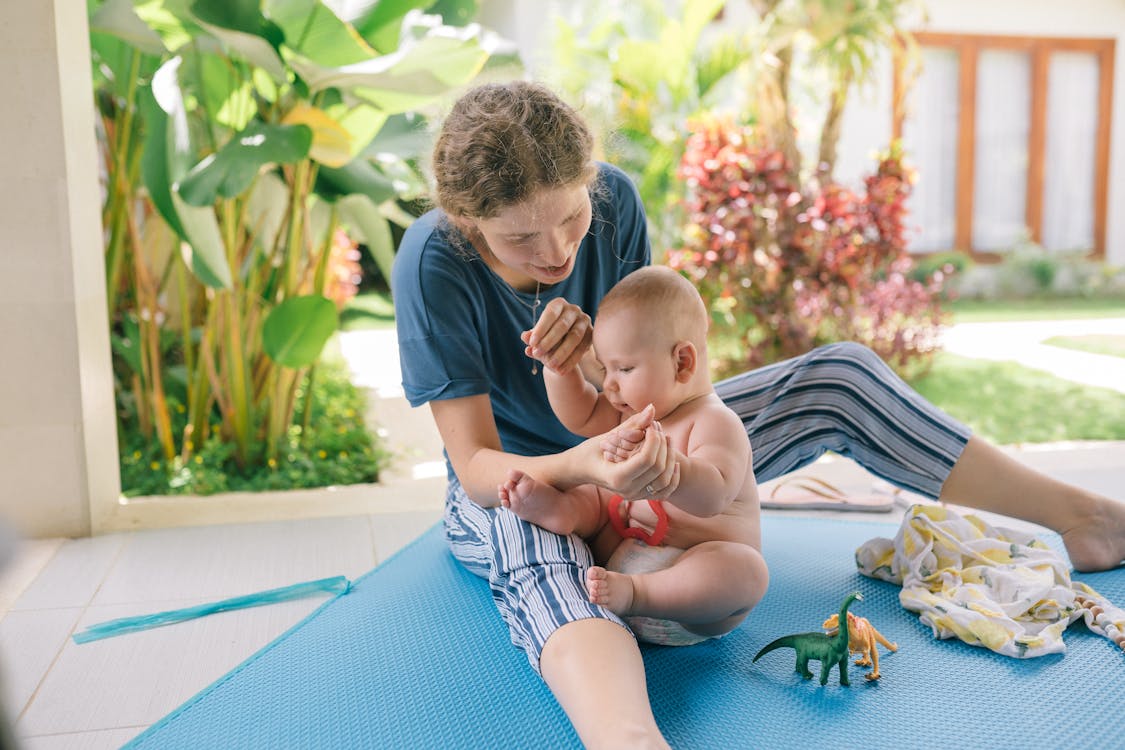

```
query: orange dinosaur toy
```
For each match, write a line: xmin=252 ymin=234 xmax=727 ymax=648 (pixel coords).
xmin=821 ymin=611 xmax=898 ymax=680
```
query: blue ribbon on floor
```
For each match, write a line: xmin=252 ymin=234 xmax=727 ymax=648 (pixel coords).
xmin=72 ymin=576 xmax=351 ymax=644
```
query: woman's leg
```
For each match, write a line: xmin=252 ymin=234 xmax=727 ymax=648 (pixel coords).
xmin=716 ymin=341 xmax=1125 ymax=571
xmin=444 ymin=480 xmax=669 ymax=749
xmin=716 ymin=341 xmax=970 ymax=495
xmin=540 ymin=619 xmax=669 ymax=750
xmin=940 ymin=437 xmax=1125 ymax=572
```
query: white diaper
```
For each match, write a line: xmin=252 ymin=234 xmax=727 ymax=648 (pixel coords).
xmin=604 ymin=538 xmax=715 ymax=647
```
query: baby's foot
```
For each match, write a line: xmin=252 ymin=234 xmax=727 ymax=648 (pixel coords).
xmin=586 ymin=565 xmax=636 ymax=616
xmin=1061 ymin=497 xmax=1125 ymax=572
xmin=497 ymin=470 xmax=576 ymax=536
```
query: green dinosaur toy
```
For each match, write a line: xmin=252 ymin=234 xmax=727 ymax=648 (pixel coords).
xmin=753 ymin=592 xmax=863 ymax=686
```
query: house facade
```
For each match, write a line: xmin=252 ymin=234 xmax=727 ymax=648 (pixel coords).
xmin=486 ymin=0 xmax=1124 ymax=266
xmin=835 ymin=0 xmax=1123 ymax=266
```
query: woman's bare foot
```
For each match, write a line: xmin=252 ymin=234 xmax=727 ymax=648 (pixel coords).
xmin=1060 ymin=497 xmax=1125 ymax=572
xmin=586 ymin=566 xmax=636 ymax=616
xmin=498 ymin=469 xmax=581 ymax=537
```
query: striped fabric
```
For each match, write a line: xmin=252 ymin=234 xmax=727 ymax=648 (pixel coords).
xmin=444 ymin=341 xmax=971 ymax=672
xmin=716 ymin=342 xmax=970 ymax=498
xmin=443 ymin=482 xmax=629 ymax=673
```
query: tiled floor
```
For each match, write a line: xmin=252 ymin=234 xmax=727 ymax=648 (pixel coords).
xmin=0 ymin=510 xmax=442 ymax=749
xmin=3 ymin=319 xmax=1124 ymax=748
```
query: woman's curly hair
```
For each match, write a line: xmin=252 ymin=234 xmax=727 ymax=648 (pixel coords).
xmin=432 ymin=81 xmax=597 ymax=220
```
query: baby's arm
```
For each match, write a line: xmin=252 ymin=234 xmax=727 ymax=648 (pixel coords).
xmin=543 ymin=365 xmax=623 ymax=437
xmin=661 ymin=405 xmax=752 ymax=517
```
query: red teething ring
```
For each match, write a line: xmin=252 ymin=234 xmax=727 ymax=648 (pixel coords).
xmin=607 ymin=494 xmax=669 ymax=547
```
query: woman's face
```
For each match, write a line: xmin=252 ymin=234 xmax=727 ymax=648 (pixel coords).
xmin=469 ymin=182 xmax=592 ymax=291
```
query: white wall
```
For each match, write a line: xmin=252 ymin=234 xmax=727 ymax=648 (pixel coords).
xmin=0 ymin=1 xmax=119 ymax=538
xmin=865 ymin=0 xmax=1125 ymax=265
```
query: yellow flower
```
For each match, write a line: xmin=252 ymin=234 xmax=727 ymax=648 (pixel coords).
xmin=318 ymin=450 xmax=327 ymax=459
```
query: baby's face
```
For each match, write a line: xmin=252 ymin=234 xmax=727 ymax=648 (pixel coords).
xmin=592 ymin=309 xmax=678 ymax=418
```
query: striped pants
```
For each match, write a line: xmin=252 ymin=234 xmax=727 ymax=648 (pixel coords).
xmin=444 ymin=342 xmax=971 ymax=672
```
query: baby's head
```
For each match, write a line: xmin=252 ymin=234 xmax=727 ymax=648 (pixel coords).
xmin=593 ymin=266 xmax=710 ymax=417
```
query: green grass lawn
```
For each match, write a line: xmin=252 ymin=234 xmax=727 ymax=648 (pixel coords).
xmin=1043 ymin=334 xmax=1125 ymax=359
xmin=948 ymin=296 xmax=1125 ymax=323
xmin=909 ymin=353 xmax=1125 ymax=444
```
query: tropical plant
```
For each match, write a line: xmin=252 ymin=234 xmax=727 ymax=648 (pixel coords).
xmin=90 ymin=0 xmax=503 ymax=480
xmin=549 ymin=0 xmax=760 ymax=256
xmin=751 ymin=0 xmax=923 ymax=182
xmin=549 ymin=0 xmax=922 ymax=251
xmin=668 ymin=115 xmax=949 ymax=377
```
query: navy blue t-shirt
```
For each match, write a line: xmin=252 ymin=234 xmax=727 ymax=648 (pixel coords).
xmin=392 ymin=162 xmax=650 ymax=460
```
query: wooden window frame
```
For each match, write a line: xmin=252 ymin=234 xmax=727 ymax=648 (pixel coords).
xmin=893 ymin=32 xmax=1115 ymax=260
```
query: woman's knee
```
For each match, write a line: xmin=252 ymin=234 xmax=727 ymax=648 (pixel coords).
xmin=809 ymin=340 xmax=886 ymax=374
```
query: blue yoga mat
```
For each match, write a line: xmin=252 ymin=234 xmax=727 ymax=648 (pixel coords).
xmin=125 ymin=515 xmax=1124 ymax=749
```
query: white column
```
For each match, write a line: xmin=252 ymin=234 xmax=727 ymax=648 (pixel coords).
xmin=0 ymin=0 xmax=118 ymax=538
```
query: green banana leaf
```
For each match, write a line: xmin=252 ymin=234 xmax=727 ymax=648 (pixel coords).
xmin=428 ymin=0 xmax=478 ymax=27
xmin=90 ymin=0 xmax=167 ymax=56
xmin=171 ymin=191 xmax=233 ymax=289
xmin=189 ymin=0 xmax=288 ymax=81
xmin=134 ymin=0 xmax=201 ymax=53
xmin=288 ymin=14 xmax=496 ymax=111
xmin=348 ymin=0 xmax=432 ymax=54
xmin=262 ymin=295 xmax=339 ymax=368
xmin=323 ymin=101 xmax=388 ymax=161
xmin=194 ymin=50 xmax=257 ymax=130
xmin=265 ymin=0 xmax=376 ymax=66
xmin=190 ymin=0 xmax=284 ymax=47
xmin=337 ymin=193 xmax=396 ymax=285
xmin=178 ymin=122 xmax=313 ymax=206
xmin=142 ymin=57 xmax=196 ymax=238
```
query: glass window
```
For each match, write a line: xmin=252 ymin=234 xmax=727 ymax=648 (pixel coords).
xmin=1042 ymin=51 xmax=1099 ymax=252
xmin=972 ymin=50 xmax=1031 ymax=252
xmin=902 ymin=47 xmax=960 ymax=253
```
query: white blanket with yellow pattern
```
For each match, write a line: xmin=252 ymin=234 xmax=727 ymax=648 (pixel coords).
xmin=855 ymin=504 xmax=1125 ymax=658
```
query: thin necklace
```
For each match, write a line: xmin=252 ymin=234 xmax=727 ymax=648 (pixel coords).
xmin=503 ymin=280 xmax=542 ymax=374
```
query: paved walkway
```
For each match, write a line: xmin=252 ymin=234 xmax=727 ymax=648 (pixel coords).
xmin=940 ymin=317 xmax=1125 ymax=394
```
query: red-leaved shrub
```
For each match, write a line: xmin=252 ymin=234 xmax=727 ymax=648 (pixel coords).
xmin=667 ymin=116 xmax=951 ymax=378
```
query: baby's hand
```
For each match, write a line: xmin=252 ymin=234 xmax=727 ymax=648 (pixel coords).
xmin=521 ymin=298 xmax=592 ymax=375
xmin=601 ymin=420 xmax=661 ymax=463
xmin=602 ymin=421 xmax=679 ymax=501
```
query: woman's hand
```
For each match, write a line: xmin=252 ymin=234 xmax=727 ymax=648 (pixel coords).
xmin=586 ymin=406 xmax=680 ymax=500
xmin=521 ymin=298 xmax=592 ymax=375
xmin=615 ymin=424 xmax=681 ymax=500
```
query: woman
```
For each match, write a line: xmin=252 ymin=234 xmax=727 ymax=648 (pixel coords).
xmin=392 ymin=80 xmax=1125 ymax=749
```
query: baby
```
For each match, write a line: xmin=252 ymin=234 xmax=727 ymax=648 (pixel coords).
xmin=499 ymin=266 xmax=768 ymax=645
